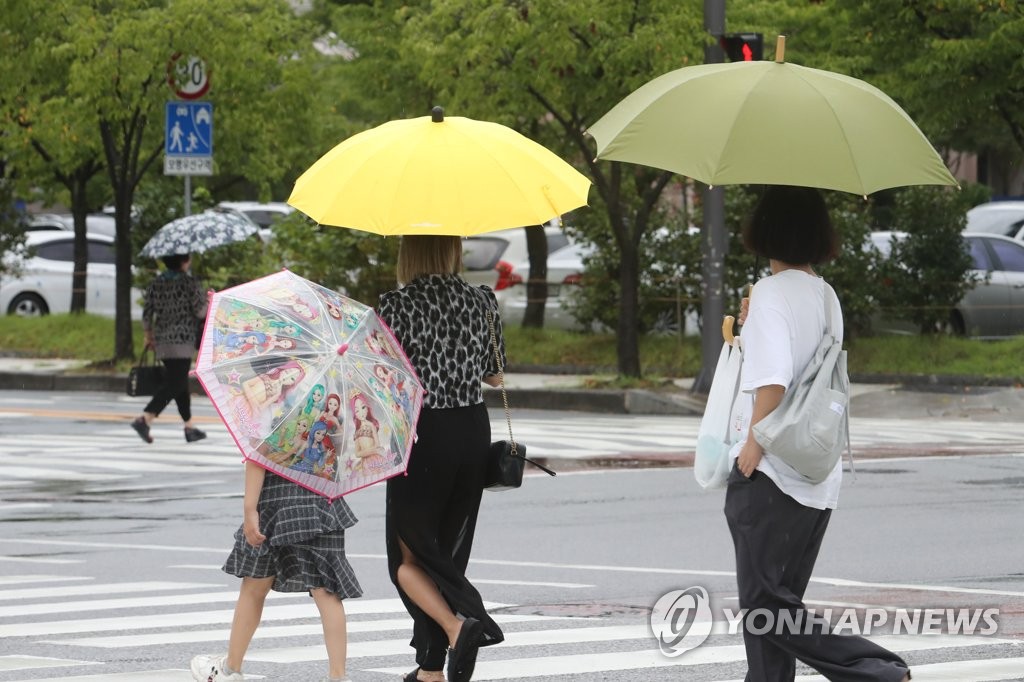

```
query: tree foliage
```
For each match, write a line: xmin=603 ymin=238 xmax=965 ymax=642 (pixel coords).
xmin=2 ymin=0 xmax=334 ymax=360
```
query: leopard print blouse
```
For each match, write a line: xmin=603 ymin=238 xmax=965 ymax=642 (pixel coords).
xmin=142 ymin=270 xmax=207 ymax=360
xmin=377 ymin=274 xmax=506 ymax=409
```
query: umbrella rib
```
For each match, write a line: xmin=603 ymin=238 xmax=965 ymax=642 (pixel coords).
xmin=786 ymin=67 xmax=865 ymax=194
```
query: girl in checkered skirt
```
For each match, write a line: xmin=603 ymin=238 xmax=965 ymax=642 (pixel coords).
xmin=190 ymin=463 xmax=362 ymax=682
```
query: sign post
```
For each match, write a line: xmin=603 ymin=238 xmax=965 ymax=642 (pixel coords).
xmin=165 ymin=54 xmax=212 ymax=216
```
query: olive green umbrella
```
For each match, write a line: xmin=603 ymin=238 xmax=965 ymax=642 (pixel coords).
xmin=588 ymin=41 xmax=957 ymax=196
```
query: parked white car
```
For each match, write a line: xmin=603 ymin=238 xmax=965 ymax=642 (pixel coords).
xmin=965 ymin=201 xmax=1024 ymax=240
xmin=217 ymin=201 xmax=294 ymax=241
xmin=0 ymin=232 xmax=142 ymax=318
xmin=25 ymin=213 xmax=117 ymax=237
xmin=462 ymin=224 xmax=571 ymax=292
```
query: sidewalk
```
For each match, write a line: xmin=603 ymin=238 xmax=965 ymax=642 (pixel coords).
xmin=1 ymin=357 xmax=1023 ymax=419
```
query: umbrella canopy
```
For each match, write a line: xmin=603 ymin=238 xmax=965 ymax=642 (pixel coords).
xmin=139 ymin=210 xmax=259 ymax=259
xmin=287 ymin=107 xmax=591 ymax=236
xmin=587 ymin=56 xmax=958 ymax=196
xmin=195 ymin=269 xmax=425 ymax=500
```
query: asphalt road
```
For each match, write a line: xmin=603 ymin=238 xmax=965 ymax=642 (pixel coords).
xmin=0 ymin=391 xmax=1023 ymax=681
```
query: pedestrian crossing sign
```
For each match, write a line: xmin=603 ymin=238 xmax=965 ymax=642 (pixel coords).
xmin=164 ymin=100 xmax=213 ymax=176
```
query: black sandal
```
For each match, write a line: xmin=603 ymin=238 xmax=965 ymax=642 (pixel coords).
xmin=403 ymin=669 xmax=419 ymax=682
xmin=446 ymin=617 xmax=483 ymax=682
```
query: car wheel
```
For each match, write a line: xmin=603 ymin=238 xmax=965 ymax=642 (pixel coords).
xmin=7 ymin=293 xmax=49 ymax=317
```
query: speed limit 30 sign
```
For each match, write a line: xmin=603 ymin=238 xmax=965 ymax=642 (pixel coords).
xmin=167 ymin=53 xmax=210 ymax=100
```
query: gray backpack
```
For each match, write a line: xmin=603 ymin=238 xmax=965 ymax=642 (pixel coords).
xmin=751 ymin=284 xmax=852 ymax=484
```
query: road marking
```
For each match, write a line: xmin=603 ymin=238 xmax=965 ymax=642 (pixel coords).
xmin=713 ymin=656 xmax=1024 ymax=682
xmin=0 ymin=655 xmax=100 ymax=672
xmin=0 ymin=598 xmax=492 ymax=637
xmin=4 ymin=671 xmax=261 ymax=682
xmin=0 ymin=575 xmax=92 ymax=586
xmin=0 ymin=555 xmax=84 ymax=565
xmin=45 ymin=614 xmax=579 ymax=649
xmin=469 ymin=578 xmax=594 ymax=588
xmin=0 ymin=581 xmax=219 ymax=602
xmin=368 ymin=633 xmax=1018 ymax=678
xmin=0 ymin=407 xmax=221 ymax=424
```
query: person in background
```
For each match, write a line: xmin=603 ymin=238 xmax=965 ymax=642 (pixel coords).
xmin=131 ymin=253 xmax=208 ymax=444
xmin=727 ymin=185 xmax=911 ymax=682
xmin=376 ymin=235 xmax=505 ymax=682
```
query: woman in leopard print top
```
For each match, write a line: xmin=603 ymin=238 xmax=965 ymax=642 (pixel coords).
xmin=377 ymin=235 xmax=506 ymax=682
xmin=130 ymin=253 xmax=208 ymax=445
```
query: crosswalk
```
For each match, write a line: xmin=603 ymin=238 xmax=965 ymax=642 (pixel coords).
xmin=1 ymin=571 xmax=1022 ymax=681
xmin=2 ymin=412 xmax=1023 ymax=499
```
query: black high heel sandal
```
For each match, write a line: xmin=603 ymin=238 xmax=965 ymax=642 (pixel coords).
xmin=403 ymin=668 xmax=420 ymax=682
xmin=446 ymin=617 xmax=483 ymax=682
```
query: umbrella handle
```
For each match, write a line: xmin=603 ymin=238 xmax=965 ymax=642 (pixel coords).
xmin=775 ymin=35 xmax=786 ymax=63
xmin=722 ymin=315 xmax=736 ymax=344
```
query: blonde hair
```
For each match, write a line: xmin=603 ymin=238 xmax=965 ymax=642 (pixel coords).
xmin=396 ymin=235 xmax=463 ymax=285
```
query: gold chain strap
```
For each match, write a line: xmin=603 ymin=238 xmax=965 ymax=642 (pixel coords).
xmin=487 ymin=310 xmax=516 ymax=456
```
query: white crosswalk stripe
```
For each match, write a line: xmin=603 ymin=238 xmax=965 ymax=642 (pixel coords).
xmin=0 ymin=576 xmax=1021 ymax=681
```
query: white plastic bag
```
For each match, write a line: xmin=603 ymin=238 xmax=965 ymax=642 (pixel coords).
xmin=694 ymin=338 xmax=743 ymax=489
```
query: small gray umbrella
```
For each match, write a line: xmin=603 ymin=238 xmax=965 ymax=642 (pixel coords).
xmin=139 ymin=210 xmax=259 ymax=259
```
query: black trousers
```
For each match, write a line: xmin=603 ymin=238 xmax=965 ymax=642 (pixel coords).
xmin=386 ymin=404 xmax=504 ymax=671
xmin=724 ymin=464 xmax=909 ymax=682
xmin=143 ymin=357 xmax=192 ymax=422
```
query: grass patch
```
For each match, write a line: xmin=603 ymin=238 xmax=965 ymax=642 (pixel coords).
xmin=1 ymin=314 xmax=1022 ymax=381
xmin=0 ymin=314 xmax=142 ymax=362
xmin=847 ymin=335 xmax=1024 ymax=381
xmin=502 ymin=326 xmax=702 ymax=376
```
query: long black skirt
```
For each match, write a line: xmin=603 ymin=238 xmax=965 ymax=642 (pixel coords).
xmin=386 ymin=403 xmax=504 ymax=670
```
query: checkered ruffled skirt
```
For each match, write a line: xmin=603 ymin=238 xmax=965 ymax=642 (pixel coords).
xmin=222 ymin=472 xmax=362 ymax=599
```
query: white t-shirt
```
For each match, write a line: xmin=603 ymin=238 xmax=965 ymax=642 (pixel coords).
xmin=728 ymin=269 xmax=844 ymax=510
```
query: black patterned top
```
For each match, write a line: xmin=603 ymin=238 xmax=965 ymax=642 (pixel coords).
xmin=377 ymin=274 xmax=506 ymax=409
xmin=142 ymin=270 xmax=207 ymax=360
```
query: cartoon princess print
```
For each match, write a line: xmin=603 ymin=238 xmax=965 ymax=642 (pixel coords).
xmin=301 ymin=384 xmax=326 ymax=418
xmin=263 ymin=287 xmax=321 ymax=321
xmin=317 ymin=393 xmax=343 ymax=434
xmin=241 ymin=361 xmax=306 ymax=416
xmin=366 ymin=329 xmax=400 ymax=359
xmin=215 ymin=305 xmax=268 ymax=332
xmin=351 ymin=391 xmax=388 ymax=474
xmin=261 ymin=414 xmax=311 ymax=466
xmin=292 ymin=420 xmax=336 ymax=477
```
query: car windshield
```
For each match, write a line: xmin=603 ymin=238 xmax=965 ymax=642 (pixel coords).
xmin=462 ymin=237 xmax=506 ymax=271
xmin=966 ymin=209 xmax=1024 ymax=236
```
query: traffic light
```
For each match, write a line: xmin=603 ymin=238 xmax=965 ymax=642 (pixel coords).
xmin=720 ymin=33 xmax=763 ymax=61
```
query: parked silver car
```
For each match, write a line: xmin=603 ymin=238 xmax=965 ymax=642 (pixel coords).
xmin=874 ymin=231 xmax=1024 ymax=338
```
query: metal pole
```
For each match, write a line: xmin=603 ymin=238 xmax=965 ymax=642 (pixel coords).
xmin=184 ymin=175 xmax=192 ymax=217
xmin=693 ymin=0 xmax=727 ymax=395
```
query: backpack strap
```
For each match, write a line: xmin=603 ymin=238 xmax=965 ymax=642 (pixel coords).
xmin=824 ymin=281 xmax=857 ymax=480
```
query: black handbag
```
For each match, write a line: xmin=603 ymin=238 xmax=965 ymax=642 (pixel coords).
xmin=484 ymin=311 xmax=556 ymax=491
xmin=126 ymin=348 xmax=165 ymax=397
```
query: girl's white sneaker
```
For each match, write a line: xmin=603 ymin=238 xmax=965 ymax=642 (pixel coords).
xmin=190 ymin=654 xmax=244 ymax=681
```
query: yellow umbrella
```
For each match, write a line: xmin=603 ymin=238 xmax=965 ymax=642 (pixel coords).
xmin=288 ymin=107 xmax=591 ymax=236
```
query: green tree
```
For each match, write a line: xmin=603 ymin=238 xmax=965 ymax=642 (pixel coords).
xmin=0 ymin=3 xmax=108 ymax=314
xmin=332 ymin=0 xmax=705 ymax=376
xmin=6 ymin=0 xmax=331 ymax=360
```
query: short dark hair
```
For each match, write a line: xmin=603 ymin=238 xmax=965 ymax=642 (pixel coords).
xmin=160 ymin=254 xmax=189 ymax=271
xmin=742 ymin=186 xmax=839 ymax=265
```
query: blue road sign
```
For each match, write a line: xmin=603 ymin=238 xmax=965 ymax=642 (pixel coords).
xmin=165 ymin=101 xmax=213 ymax=175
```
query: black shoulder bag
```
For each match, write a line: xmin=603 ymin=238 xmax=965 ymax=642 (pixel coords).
xmin=484 ymin=310 xmax=556 ymax=491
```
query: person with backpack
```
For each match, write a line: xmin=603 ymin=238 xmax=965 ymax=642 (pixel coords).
xmin=726 ymin=186 xmax=911 ymax=682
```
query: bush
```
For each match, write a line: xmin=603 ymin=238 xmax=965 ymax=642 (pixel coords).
xmin=874 ymin=185 xmax=980 ymax=333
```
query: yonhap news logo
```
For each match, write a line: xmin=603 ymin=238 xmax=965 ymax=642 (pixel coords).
xmin=651 ymin=586 xmax=1001 ymax=658
xmin=650 ymin=586 xmax=713 ymax=656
